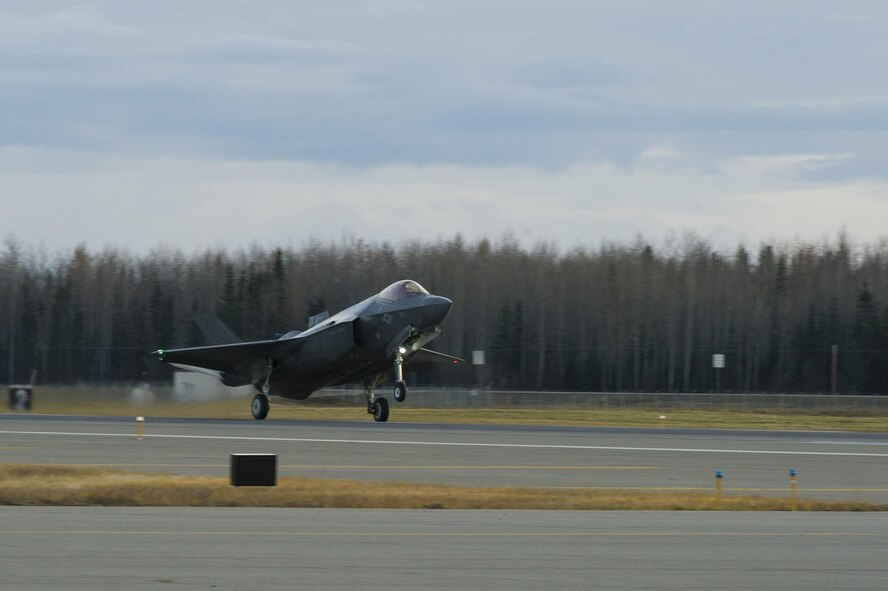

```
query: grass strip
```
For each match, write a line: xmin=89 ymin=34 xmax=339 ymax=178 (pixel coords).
xmin=1 ymin=464 xmax=885 ymax=511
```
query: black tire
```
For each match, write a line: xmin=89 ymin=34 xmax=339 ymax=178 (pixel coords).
xmin=251 ymin=394 xmax=269 ymax=420
xmin=393 ymin=382 xmax=407 ymax=403
xmin=372 ymin=397 xmax=390 ymax=422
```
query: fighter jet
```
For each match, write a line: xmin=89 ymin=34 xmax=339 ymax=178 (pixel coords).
xmin=151 ymin=280 xmax=461 ymax=422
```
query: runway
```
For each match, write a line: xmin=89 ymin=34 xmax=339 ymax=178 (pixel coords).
xmin=3 ymin=508 xmax=887 ymax=590
xmin=2 ymin=413 xmax=888 ymax=501
xmin=3 ymin=414 xmax=888 ymax=589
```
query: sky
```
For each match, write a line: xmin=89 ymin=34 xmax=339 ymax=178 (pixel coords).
xmin=2 ymin=0 xmax=888 ymax=253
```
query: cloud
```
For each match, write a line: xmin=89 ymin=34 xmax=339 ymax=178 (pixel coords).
xmin=2 ymin=2 xmax=888 ymax=251
xmin=2 ymin=146 xmax=886 ymax=253
xmin=3 ymin=2 xmax=888 ymax=170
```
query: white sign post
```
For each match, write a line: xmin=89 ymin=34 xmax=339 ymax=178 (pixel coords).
xmin=712 ymin=354 xmax=725 ymax=393
xmin=471 ymin=350 xmax=486 ymax=392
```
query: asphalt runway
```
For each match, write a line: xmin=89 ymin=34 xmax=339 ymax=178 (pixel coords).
xmin=2 ymin=413 xmax=888 ymax=501
xmin=2 ymin=508 xmax=887 ymax=590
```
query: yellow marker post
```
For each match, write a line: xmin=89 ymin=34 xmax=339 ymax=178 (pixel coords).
xmin=789 ymin=468 xmax=798 ymax=512
xmin=136 ymin=416 xmax=144 ymax=440
xmin=715 ymin=470 xmax=724 ymax=510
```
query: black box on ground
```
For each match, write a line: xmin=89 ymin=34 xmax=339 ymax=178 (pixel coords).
xmin=230 ymin=454 xmax=277 ymax=486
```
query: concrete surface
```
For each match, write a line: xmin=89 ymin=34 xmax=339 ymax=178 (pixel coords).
xmin=2 ymin=508 xmax=886 ymax=590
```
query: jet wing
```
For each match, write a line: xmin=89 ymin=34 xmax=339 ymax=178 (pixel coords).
xmin=407 ymin=348 xmax=464 ymax=367
xmin=151 ymin=339 xmax=294 ymax=374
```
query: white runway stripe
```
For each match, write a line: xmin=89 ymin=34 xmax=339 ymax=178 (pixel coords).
xmin=2 ymin=429 xmax=888 ymax=457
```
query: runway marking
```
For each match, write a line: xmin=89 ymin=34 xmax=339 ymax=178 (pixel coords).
xmin=543 ymin=486 xmax=888 ymax=493
xmin=812 ymin=441 xmax=888 ymax=447
xmin=78 ymin=463 xmax=226 ymax=468
xmin=0 ymin=530 xmax=880 ymax=538
xmin=0 ymin=447 xmax=37 ymax=450
xmin=285 ymin=465 xmax=660 ymax=470
xmin=3 ymin=429 xmax=888 ymax=458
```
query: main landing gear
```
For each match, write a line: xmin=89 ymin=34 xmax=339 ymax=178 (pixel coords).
xmin=251 ymin=359 xmax=273 ymax=420
xmin=249 ymin=352 xmax=409 ymax=423
xmin=251 ymin=393 xmax=269 ymax=420
xmin=364 ymin=378 xmax=389 ymax=422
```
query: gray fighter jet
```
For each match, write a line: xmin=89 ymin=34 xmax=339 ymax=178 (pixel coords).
xmin=151 ymin=280 xmax=460 ymax=422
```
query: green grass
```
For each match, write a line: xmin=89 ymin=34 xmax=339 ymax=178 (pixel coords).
xmin=9 ymin=387 xmax=888 ymax=431
xmin=1 ymin=464 xmax=884 ymax=511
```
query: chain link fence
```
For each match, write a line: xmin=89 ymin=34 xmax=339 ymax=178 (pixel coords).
xmin=16 ymin=384 xmax=888 ymax=414
xmin=314 ymin=388 xmax=888 ymax=413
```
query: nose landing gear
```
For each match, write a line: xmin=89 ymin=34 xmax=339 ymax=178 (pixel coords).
xmin=393 ymin=349 xmax=408 ymax=403
xmin=393 ymin=382 xmax=407 ymax=403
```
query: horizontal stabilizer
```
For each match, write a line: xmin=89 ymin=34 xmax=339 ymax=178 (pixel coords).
xmin=168 ymin=363 xmax=225 ymax=380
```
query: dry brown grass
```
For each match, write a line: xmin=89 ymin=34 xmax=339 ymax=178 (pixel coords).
xmin=1 ymin=464 xmax=884 ymax=511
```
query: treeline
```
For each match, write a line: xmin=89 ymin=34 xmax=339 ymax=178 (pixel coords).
xmin=1 ymin=233 xmax=887 ymax=394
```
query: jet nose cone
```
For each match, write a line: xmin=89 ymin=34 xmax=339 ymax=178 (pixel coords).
xmin=425 ymin=295 xmax=453 ymax=323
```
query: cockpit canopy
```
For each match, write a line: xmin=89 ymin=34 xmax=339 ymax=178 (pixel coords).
xmin=378 ymin=280 xmax=429 ymax=302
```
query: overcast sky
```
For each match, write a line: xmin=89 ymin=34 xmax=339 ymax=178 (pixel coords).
xmin=3 ymin=1 xmax=888 ymax=253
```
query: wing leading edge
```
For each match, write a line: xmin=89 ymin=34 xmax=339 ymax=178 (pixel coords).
xmin=151 ymin=339 xmax=293 ymax=374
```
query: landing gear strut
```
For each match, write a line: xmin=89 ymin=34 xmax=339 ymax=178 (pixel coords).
xmin=365 ymin=378 xmax=389 ymax=422
xmin=393 ymin=349 xmax=408 ymax=403
xmin=252 ymin=359 xmax=273 ymax=420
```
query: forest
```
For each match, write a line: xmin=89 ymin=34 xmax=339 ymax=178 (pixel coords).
xmin=1 ymin=233 xmax=887 ymax=394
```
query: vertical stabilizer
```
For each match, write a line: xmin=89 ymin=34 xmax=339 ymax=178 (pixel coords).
xmin=308 ymin=311 xmax=330 ymax=329
xmin=194 ymin=312 xmax=242 ymax=345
